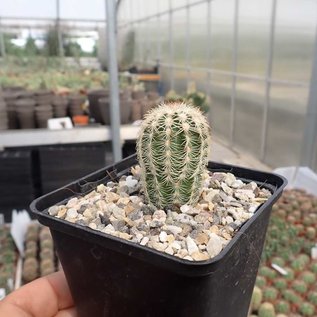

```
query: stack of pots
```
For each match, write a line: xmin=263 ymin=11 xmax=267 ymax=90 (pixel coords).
xmin=34 ymin=90 xmax=54 ymax=106
xmin=3 ymin=91 xmax=19 ymax=129
xmin=15 ymin=98 xmax=36 ymax=129
xmin=87 ymin=89 xmax=109 ymax=124
xmin=0 ymin=96 xmax=8 ymax=130
xmin=52 ymin=96 xmax=68 ymax=118
xmin=35 ymin=105 xmax=54 ymax=128
xmin=68 ymin=95 xmax=85 ymax=117
xmin=97 ymin=88 xmax=132 ymax=125
xmin=33 ymin=90 xmax=54 ymax=128
xmin=130 ymin=90 xmax=160 ymax=122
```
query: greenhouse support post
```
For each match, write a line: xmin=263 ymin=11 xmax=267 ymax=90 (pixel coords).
xmin=300 ymin=24 xmax=317 ymax=168
xmin=56 ymin=0 xmax=64 ymax=58
xmin=0 ymin=17 xmax=6 ymax=58
xmin=105 ymin=0 xmax=122 ymax=162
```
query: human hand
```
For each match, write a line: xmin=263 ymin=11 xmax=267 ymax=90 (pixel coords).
xmin=0 ymin=270 xmax=76 ymax=317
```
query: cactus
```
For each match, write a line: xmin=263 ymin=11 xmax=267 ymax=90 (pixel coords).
xmin=251 ymin=286 xmax=263 ymax=311
xmin=291 ymin=279 xmax=308 ymax=294
xmin=258 ymin=302 xmax=276 ymax=317
xmin=307 ymin=291 xmax=317 ymax=305
xmin=273 ymin=278 xmax=287 ymax=291
xmin=300 ymin=271 xmax=316 ymax=285
xmin=311 ymin=262 xmax=317 ymax=274
xmin=263 ymin=287 xmax=278 ymax=302
xmin=305 ymin=226 xmax=316 ymax=240
xmin=136 ymin=102 xmax=211 ymax=208
xmin=256 ymin=275 xmax=267 ymax=288
xmin=275 ymin=300 xmax=290 ymax=314
xmin=259 ymin=266 xmax=277 ymax=280
xmin=282 ymin=289 xmax=301 ymax=304
xmin=271 ymin=256 xmax=285 ymax=267
xmin=299 ymin=302 xmax=315 ymax=316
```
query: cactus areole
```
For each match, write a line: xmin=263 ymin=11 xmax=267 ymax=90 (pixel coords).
xmin=136 ymin=102 xmax=211 ymax=208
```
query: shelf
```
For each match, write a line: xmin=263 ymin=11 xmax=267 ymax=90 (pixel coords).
xmin=0 ymin=125 xmax=140 ymax=148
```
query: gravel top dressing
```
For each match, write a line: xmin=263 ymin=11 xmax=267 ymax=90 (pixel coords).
xmin=48 ymin=165 xmax=271 ymax=261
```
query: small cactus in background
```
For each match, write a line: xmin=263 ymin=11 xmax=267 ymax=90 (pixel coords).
xmin=307 ymin=291 xmax=317 ymax=305
xmin=273 ymin=278 xmax=287 ymax=291
xmin=284 ymin=267 xmax=295 ymax=281
xmin=271 ymin=256 xmax=285 ymax=267
xmin=258 ymin=302 xmax=276 ymax=317
xmin=291 ymin=279 xmax=308 ymax=294
xmin=300 ymin=271 xmax=316 ymax=285
xmin=259 ymin=266 xmax=277 ymax=280
xmin=251 ymin=286 xmax=263 ymax=311
xmin=137 ymin=102 xmax=211 ymax=208
xmin=274 ymin=300 xmax=290 ymax=315
xmin=299 ymin=302 xmax=315 ymax=316
xmin=282 ymin=289 xmax=301 ymax=304
xmin=310 ymin=261 xmax=317 ymax=273
xmin=263 ymin=287 xmax=278 ymax=301
xmin=256 ymin=275 xmax=267 ymax=288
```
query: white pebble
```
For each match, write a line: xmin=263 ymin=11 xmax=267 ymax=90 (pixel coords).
xmin=206 ymin=233 xmax=223 ymax=258
xmin=186 ymin=236 xmax=199 ymax=255
xmin=67 ymin=197 xmax=78 ymax=208
xmin=159 ymin=231 xmax=168 ymax=243
xmin=66 ymin=208 xmax=78 ymax=219
xmin=165 ymin=225 xmax=182 ymax=235
xmin=165 ymin=246 xmax=174 ymax=255
xmin=140 ymin=237 xmax=149 ymax=246
xmin=126 ymin=176 xmax=138 ymax=188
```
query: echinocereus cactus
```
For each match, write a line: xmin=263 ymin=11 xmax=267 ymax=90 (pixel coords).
xmin=299 ymin=302 xmax=315 ymax=316
xmin=137 ymin=102 xmax=211 ymax=208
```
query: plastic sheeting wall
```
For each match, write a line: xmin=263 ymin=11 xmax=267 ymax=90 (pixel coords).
xmin=117 ymin=0 xmax=317 ymax=170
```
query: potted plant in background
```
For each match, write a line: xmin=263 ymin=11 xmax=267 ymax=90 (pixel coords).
xmin=31 ymin=102 xmax=286 ymax=317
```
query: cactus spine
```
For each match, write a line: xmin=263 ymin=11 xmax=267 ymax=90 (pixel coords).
xmin=137 ymin=102 xmax=211 ymax=208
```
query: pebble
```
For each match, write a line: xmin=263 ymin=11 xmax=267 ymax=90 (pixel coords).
xmin=48 ymin=205 xmax=59 ymax=216
xmin=206 ymin=233 xmax=223 ymax=257
xmin=49 ymin=166 xmax=271 ymax=262
xmin=186 ymin=236 xmax=199 ymax=255
xmin=140 ymin=237 xmax=149 ymax=246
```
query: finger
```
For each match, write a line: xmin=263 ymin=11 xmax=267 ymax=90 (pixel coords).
xmin=55 ymin=307 xmax=78 ymax=317
xmin=0 ymin=270 xmax=74 ymax=317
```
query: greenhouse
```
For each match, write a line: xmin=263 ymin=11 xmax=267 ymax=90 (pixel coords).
xmin=0 ymin=1 xmax=316 ymax=317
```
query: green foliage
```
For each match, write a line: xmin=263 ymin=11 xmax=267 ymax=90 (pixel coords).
xmin=44 ymin=27 xmax=60 ymax=56
xmin=121 ymin=30 xmax=135 ymax=68
xmin=137 ymin=102 xmax=211 ymax=208
xmin=25 ymin=36 xmax=38 ymax=56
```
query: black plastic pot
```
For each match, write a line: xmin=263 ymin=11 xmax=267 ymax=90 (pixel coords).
xmin=30 ymin=155 xmax=286 ymax=317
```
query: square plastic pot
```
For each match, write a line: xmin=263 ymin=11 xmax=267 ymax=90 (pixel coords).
xmin=30 ymin=155 xmax=287 ymax=317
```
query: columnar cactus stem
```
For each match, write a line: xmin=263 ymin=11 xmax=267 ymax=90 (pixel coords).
xmin=136 ymin=102 xmax=211 ymax=208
